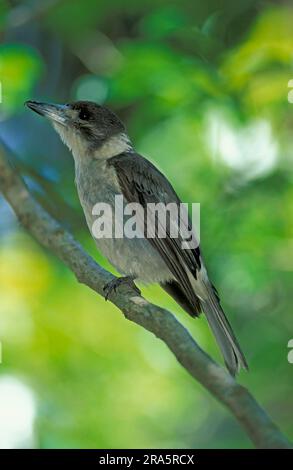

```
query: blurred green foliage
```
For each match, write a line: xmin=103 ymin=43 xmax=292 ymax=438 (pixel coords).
xmin=0 ymin=43 xmax=43 ymax=114
xmin=0 ymin=0 xmax=292 ymax=449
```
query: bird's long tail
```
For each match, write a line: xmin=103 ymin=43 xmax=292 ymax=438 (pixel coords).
xmin=200 ymin=283 xmax=248 ymax=376
xmin=161 ymin=275 xmax=248 ymax=375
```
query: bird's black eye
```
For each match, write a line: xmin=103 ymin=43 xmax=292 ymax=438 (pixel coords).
xmin=79 ymin=109 xmax=90 ymax=120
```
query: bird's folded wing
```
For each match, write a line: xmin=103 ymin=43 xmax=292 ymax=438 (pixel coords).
xmin=107 ymin=151 xmax=202 ymax=315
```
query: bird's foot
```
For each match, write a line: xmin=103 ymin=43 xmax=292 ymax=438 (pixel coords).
xmin=103 ymin=276 xmax=141 ymax=301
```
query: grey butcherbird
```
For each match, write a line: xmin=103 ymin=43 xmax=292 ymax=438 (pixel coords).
xmin=26 ymin=99 xmax=248 ymax=375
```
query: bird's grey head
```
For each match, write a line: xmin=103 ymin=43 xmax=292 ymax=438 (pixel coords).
xmin=26 ymin=100 xmax=131 ymax=161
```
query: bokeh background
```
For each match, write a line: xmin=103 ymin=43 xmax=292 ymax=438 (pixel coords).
xmin=0 ymin=0 xmax=293 ymax=449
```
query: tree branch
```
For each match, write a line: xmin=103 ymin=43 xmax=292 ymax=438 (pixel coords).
xmin=0 ymin=142 xmax=291 ymax=449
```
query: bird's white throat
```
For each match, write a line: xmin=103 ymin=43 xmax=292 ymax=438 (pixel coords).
xmin=52 ymin=121 xmax=132 ymax=162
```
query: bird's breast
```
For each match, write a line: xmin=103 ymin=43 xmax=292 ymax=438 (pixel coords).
xmin=74 ymin=159 xmax=171 ymax=284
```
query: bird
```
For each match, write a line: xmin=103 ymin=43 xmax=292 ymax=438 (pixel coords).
xmin=26 ymin=99 xmax=248 ymax=375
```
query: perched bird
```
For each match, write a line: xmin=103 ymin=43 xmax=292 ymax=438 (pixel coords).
xmin=26 ymin=100 xmax=247 ymax=375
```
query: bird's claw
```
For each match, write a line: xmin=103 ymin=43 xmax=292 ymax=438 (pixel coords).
xmin=103 ymin=277 xmax=141 ymax=301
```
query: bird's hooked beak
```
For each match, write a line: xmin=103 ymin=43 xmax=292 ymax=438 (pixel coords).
xmin=25 ymin=100 xmax=69 ymax=125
